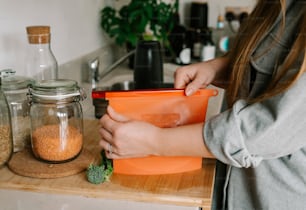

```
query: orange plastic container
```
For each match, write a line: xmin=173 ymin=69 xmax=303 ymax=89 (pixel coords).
xmin=92 ymin=88 xmax=218 ymax=175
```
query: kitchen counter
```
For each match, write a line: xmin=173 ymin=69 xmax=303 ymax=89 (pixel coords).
xmin=0 ymin=120 xmax=216 ymax=210
xmin=0 ymin=61 xmax=223 ymax=210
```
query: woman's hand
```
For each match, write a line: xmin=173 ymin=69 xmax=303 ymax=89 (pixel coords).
xmin=99 ymin=106 xmax=161 ymax=159
xmin=174 ymin=56 xmax=230 ymax=96
xmin=175 ymin=62 xmax=216 ymax=95
xmin=99 ymin=107 xmax=215 ymax=159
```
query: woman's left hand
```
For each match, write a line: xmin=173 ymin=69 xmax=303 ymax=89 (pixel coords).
xmin=99 ymin=106 xmax=161 ymax=159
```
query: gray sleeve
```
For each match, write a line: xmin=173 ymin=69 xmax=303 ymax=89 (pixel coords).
xmin=204 ymin=73 xmax=306 ymax=168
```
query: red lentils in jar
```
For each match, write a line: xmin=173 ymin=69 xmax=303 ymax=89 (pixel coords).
xmin=32 ymin=124 xmax=82 ymax=162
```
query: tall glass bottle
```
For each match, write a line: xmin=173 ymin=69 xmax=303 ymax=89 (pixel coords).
xmin=25 ymin=25 xmax=58 ymax=81
xmin=0 ymin=70 xmax=13 ymax=167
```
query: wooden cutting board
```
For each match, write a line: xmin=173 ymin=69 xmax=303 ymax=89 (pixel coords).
xmin=8 ymin=148 xmax=95 ymax=179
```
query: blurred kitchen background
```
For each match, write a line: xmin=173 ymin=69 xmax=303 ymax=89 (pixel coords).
xmin=0 ymin=0 xmax=256 ymax=80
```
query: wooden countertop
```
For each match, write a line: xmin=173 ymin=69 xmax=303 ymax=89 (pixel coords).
xmin=0 ymin=120 xmax=216 ymax=210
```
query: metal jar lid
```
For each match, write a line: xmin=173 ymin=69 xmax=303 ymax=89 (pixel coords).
xmin=29 ymin=79 xmax=86 ymax=102
xmin=2 ymin=75 xmax=34 ymax=91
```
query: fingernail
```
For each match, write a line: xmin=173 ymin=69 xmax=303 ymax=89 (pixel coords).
xmin=185 ymin=87 xmax=193 ymax=96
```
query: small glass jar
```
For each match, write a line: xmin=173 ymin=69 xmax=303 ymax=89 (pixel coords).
xmin=2 ymin=74 xmax=33 ymax=152
xmin=0 ymin=70 xmax=13 ymax=167
xmin=28 ymin=79 xmax=86 ymax=163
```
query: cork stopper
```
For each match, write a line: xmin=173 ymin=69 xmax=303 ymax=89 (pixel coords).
xmin=26 ymin=26 xmax=51 ymax=44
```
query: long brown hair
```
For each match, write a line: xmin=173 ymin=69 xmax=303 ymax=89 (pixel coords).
xmin=226 ymin=0 xmax=306 ymax=107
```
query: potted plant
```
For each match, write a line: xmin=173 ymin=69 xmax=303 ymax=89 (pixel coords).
xmin=100 ymin=0 xmax=178 ymax=56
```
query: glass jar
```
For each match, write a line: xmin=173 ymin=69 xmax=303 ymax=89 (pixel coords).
xmin=25 ymin=25 xmax=58 ymax=80
xmin=28 ymin=79 xmax=86 ymax=163
xmin=2 ymin=73 xmax=34 ymax=152
xmin=0 ymin=70 xmax=13 ymax=167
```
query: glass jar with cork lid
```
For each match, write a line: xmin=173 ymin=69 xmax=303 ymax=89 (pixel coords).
xmin=25 ymin=25 xmax=58 ymax=81
xmin=28 ymin=79 xmax=86 ymax=163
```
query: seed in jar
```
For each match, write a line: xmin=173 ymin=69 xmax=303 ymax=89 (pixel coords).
xmin=0 ymin=125 xmax=12 ymax=166
xmin=32 ymin=124 xmax=82 ymax=162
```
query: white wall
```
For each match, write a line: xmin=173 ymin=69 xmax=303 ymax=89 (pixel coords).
xmin=0 ymin=0 xmax=113 ymax=76
xmin=0 ymin=0 xmax=256 ymax=78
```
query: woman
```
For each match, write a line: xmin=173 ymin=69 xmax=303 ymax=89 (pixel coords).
xmin=99 ymin=0 xmax=306 ymax=209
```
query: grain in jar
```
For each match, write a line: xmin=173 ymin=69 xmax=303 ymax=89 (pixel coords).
xmin=32 ymin=124 xmax=82 ymax=162
xmin=0 ymin=125 xmax=13 ymax=167
xmin=0 ymin=69 xmax=13 ymax=167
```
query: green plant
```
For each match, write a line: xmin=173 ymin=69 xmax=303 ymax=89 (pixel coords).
xmin=100 ymin=0 xmax=178 ymax=49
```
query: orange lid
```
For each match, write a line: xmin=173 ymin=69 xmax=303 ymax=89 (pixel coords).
xmin=92 ymin=88 xmax=218 ymax=99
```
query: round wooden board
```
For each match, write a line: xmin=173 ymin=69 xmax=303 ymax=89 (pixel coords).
xmin=8 ymin=149 xmax=96 ymax=179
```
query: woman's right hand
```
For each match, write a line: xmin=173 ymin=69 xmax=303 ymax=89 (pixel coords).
xmin=174 ymin=56 xmax=230 ymax=96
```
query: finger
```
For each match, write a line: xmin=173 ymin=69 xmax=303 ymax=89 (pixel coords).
xmin=99 ymin=113 xmax=112 ymax=130
xmin=185 ymin=77 xmax=209 ymax=96
xmin=99 ymin=113 xmax=118 ymax=134
xmin=99 ymin=138 xmax=116 ymax=152
xmin=104 ymin=151 xmax=120 ymax=159
xmin=174 ymin=68 xmax=192 ymax=89
xmin=175 ymin=76 xmax=192 ymax=89
xmin=99 ymin=139 xmax=108 ymax=151
xmin=99 ymin=140 xmax=124 ymax=159
xmin=107 ymin=106 xmax=129 ymax=122
xmin=99 ymin=126 xmax=112 ymax=142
